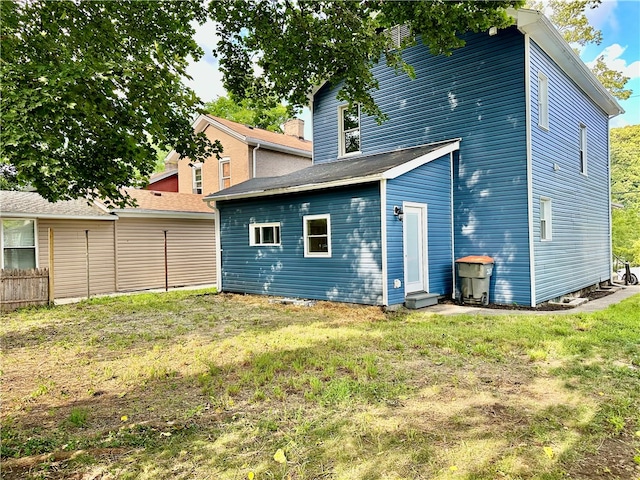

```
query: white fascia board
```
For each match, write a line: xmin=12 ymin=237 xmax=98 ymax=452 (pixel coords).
xmin=113 ymin=210 xmax=214 ymax=220
xmin=244 ymin=137 xmax=312 ymax=158
xmin=0 ymin=212 xmax=117 ymax=221
xmin=382 ymin=140 xmax=461 ymax=179
xmin=511 ymin=8 xmax=623 ymax=117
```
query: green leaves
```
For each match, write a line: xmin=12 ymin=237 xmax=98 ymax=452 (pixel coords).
xmin=209 ymin=0 xmax=524 ymax=123
xmin=0 ymin=0 xmax=216 ymax=207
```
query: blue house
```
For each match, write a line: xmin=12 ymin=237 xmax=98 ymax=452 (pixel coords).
xmin=204 ymin=9 xmax=623 ymax=308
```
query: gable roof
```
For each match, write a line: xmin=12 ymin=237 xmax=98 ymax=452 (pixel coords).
xmin=205 ymin=140 xmax=460 ymax=202
xmin=0 ymin=191 xmax=115 ymax=220
xmin=111 ymin=188 xmax=212 ymax=218
xmin=164 ymin=114 xmax=312 ymax=167
xmin=148 ymin=169 xmax=178 ymax=184
xmin=206 ymin=115 xmax=312 ymax=154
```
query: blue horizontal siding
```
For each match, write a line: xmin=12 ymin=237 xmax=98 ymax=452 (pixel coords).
xmin=386 ymin=154 xmax=453 ymax=306
xmin=529 ymin=40 xmax=611 ymax=303
xmin=313 ymin=27 xmax=531 ymax=305
xmin=218 ymin=184 xmax=384 ymax=305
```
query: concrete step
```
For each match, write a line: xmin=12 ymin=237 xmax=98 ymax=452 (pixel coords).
xmin=405 ymin=292 xmax=439 ymax=309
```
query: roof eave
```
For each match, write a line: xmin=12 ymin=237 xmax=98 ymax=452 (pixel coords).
xmin=0 ymin=212 xmax=117 ymax=221
xmin=511 ymin=8 xmax=623 ymax=117
xmin=112 ymin=209 xmax=214 ymax=219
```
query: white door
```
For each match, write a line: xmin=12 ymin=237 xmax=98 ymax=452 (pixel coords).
xmin=403 ymin=204 xmax=428 ymax=294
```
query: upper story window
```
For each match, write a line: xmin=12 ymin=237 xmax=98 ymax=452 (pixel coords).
xmin=303 ymin=214 xmax=331 ymax=257
xmin=192 ymin=163 xmax=203 ymax=194
xmin=249 ymin=223 xmax=281 ymax=246
xmin=219 ymin=157 xmax=231 ymax=190
xmin=387 ymin=24 xmax=412 ymax=49
xmin=540 ymin=197 xmax=552 ymax=241
xmin=537 ymin=72 xmax=549 ymax=130
xmin=339 ymin=104 xmax=360 ymax=157
xmin=579 ymin=124 xmax=587 ymax=175
xmin=2 ymin=219 xmax=37 ymax=269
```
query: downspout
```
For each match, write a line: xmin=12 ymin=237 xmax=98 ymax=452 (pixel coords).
xmin=252 ymin=143 xmax=261 ymax=178
xmin=205 ymin=198 xmax=222 ymax=293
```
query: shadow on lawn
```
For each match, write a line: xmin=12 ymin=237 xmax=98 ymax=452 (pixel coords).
xmin=2 ymin=293 xmax=639 ymax=479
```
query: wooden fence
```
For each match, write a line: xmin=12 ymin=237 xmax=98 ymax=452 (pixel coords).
xmin=0 ymin=268 xmax=50 ymax=312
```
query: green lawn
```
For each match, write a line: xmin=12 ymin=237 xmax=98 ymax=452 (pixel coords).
xmin=1 ymin=290 xmax=639 ymax=479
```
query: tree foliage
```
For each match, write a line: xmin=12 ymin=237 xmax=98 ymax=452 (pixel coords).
xmin=527 ymin=0 xmax=631 ymax=100
xmin=204 ymin=96 xmax=289 ymax=133
xmin=2 ymin=0 xmax=528 ymax=204
xmin=209 ymin=0 xmax=524 ymax=123
xmin=0 ymin=0 xmax=220 ymax=207
xmin=610 ymin=125 xmax=640 ymax=264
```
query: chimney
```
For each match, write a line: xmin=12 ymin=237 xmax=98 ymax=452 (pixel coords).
xmin=283 ymin=118 xmax=305 ymax=140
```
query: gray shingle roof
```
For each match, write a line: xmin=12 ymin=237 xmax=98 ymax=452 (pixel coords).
xmin=205 ymin=140 xmax=459 ymax=201
xmin=0 ymin=191 xmax=114 ymax=220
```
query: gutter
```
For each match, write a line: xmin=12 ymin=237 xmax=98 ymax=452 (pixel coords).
xmin=0 ymin=212 xmax=117 ymax=221
xmin=112 ymin=210 xmax=213 ymax=219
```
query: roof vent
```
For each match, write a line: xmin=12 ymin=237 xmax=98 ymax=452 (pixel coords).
xmin=151 ymin=191 xmax=162 ymax=196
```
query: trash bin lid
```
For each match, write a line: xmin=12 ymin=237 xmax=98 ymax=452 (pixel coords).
xmin=455 ymin=255 xmax=494 ymax=264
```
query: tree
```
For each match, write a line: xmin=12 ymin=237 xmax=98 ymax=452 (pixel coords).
xmin=610 ymin=125 xmax=640 ymax=264
xmin=203 ymin=96 xmax=289 ymax=133
xmin=1 ymin=1 xmax=220 ymax=207
xmin=2 ymin=0 xmax=525 ymax=205
xmin=209 ymin=0 xmax=524 ymax=123
xmin=527 ymin=0 xmax=631 ymax=100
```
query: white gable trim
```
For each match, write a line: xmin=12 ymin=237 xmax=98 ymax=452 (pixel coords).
xmin=382 ymin=140 xmax=461 ymax=179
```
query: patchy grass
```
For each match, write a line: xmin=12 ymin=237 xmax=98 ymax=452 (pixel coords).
xmin=1 ymin=289 xmax=639 ymax=479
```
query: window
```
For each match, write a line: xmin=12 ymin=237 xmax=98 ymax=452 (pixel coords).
xmin=192 ymin=164 xmax=203 ymax=194
xmin=250 ymin=223 xmax=281 ymax=246
xmin=219 ymin=158 xmax=231 ymax=190
xmin=387 ymin=24 xmax=411 ymax=49
xmin=579 ymin=124 xmax=587 ymax=175
xmin=339 ymin=104 xmax=360 ymax=156
xmin=540 ymin=197 xmax=552 ymax=241
xmin=2 ymin=219 xmax=37 ymax=269
xmin=303 ymin=214 xmax=331 ymax=257
xmin=538 ymin=72 xmax=549 ymax=130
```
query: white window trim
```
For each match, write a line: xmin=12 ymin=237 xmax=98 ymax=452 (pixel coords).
xmin=219 ymin=157 xmax=231 ymax=190
xmin=579 ymin=123 xmax=587 ymax=176
xmin=1 ymin=218 xmax=39 ymax=269
xmin=249 ymin=222 xmax=281 ymax=246
xmin=192 ymin=163 xmax=203 ymax=194
xmin=338 ymin=104 xmax=361 ymax=158
xmin=540 ymin=197 xmax=552 ymax=241
xmin=303 ymin=214 xmax=331 ymax=258
xmin=538 ymin=72 xmax=549 ymax=130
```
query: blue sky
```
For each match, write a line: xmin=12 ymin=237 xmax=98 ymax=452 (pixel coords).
xmin=185 ymin=1 xmax=639 ymax=134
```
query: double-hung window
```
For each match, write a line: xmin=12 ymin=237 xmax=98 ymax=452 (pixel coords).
xmin=192 ymin=163 xmax=203 ymax=194
xmin=579 ymin=124 xmax=587 ymax=175
xmin=2 ymin=219 xmax=37 ymax=269
xmin=540 ymin=197 xmax=552 ymax=241
xmin=250 ymin=223 xmax=281 ymax=246
xmin=339 ymin=104 xmax=360 ymax=157
xmin=538 ymin=72 xmax=549 ymax=130
xmin=303 ymin=214 xmax=331 ymax=257
xmin=219 ymin=158 xmax=231 ymax=190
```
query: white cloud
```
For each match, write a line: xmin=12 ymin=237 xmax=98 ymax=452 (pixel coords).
xmin=584 ymin=0 xmax=619 ymax=33
xmin=183 ymin=20 xmax=226 ymax=103
xmin=587 ymin=43 xmax=640 ymax=79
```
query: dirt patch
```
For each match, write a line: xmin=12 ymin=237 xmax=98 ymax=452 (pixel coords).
xmin=566 ymin=433 xmax=640 ymax=479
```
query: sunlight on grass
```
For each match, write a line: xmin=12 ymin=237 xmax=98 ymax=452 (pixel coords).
xmin=1 ymin=291 xmax=638 ymax=479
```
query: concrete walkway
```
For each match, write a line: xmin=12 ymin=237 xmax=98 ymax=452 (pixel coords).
xmin=422 ymin=284 xmax=640 ymax=316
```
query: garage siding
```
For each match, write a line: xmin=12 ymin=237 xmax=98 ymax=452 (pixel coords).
xmin=38 ymin=219 xmax=116 ymax=299
xmin=116 ymin=217 xmax=216 ymax=292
